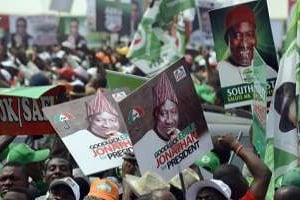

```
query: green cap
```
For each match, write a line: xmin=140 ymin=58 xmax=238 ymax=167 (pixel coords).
xmin=6 ymin=143 xmax=50 ymax=165
xmin=194 ymin=151 xmax=220 ymax=172
xmin=281 ymin=168 xmax=300 ymax=187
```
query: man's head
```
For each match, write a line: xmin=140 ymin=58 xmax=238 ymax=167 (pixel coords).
xmin=225 ymin=5 xmax=256 ymax=67
xmin=0 ymin=162 xmax=29 ymax=196
xmin=186 ymin=179 xmax=231 ymax=200
xmin=87 ymin=91 xmax=120 ymax=139
xmin=87 ymin=178 xmax=119 ymax=200
xmin=89 ymin=111 xmax=120 ymax=139
xmin=275 ymin=186 xmax=300 ymax=200
xmin=48 ymin=177 xmax=80 ymax=200
xmin=16 ymin=17 xmax=27 ymax=35
xmin=70 ymin=18 xmax=80 ymax=37
xmin=3 ymin=187 xmax=33 ymax=200
xmin=44 ymin=157 xmax=73 ymax=186
xmin=153 ymin=73 xmax=179 ymax=141
xmin=213 ymin=164 xmax=248 ymax=199
xmin=154 ymin=99 xmax=179 ymax=141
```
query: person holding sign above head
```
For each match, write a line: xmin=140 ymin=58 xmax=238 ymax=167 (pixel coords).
xmin=217 ymin=5 xmax=276 ymax=87
xmin=153 ymin=72 xmax=180 ymax=142
xmin=86 ymin=91 xmax=121 ymax=139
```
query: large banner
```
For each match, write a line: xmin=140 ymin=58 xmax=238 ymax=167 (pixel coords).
xmin=96 ymin=0 xmax=131 ymax=35
xmin=127 ymin=0 xmax=194 ymax=75
xmin=0 ymin=85 xmax=66 ymax=135
xmin=9 ymin=15 xmax=58 ymax=47
xmin=209 ymin=0 xmax=278 ymax=108
xmin=43 ymin=89 xmax=132 ymax=175
xmin=119 ymin=59 xmax=212 ymax=180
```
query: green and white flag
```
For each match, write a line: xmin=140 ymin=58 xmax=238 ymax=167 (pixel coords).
xmin=252 ymin=50 xmax=268 ymax=159
xmin=265 ymin=1 xmax=300 ymax=198
xmin=127 ymin=0 xmax=194 ymax=75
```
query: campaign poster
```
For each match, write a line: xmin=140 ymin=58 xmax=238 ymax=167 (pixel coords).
xmin=0 ymin=15 xmax=10 ymax=47
xmin=119 ymin=58 xmax=213 ymax=180
xmin=209 ymin=0 xmax=278 ymax=108
xmin=96 ymin=0 xmax=131 ymax=36
xmin=0 ymin=85 xmax=66 ymax=135
xmin=189 ymin=0 xmax=218 ymax=48
xmin=9 ymin=15 xmax=58 ymax=47
xmin=58 ymin=16 xmax=103 ymax=49
xmin=43 ymin=89 xmax=132 ymax=175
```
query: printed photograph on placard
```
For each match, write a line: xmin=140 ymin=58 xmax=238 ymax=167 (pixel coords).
xmin=119 ymin=58 xmax=212 ymax=180
xmin=9 ymin=15 xmax=58 ymax=47
xmin=209 ymin=0 xmax=278 ymax=108
xmin=43 ymin=89 xmax=132 ymax=175
xmin=96 ymin=0 xmax=131 ymax=35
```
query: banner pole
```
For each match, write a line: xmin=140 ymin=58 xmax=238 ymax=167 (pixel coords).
xmin=228 ymin=130 xmax=243 ymax=164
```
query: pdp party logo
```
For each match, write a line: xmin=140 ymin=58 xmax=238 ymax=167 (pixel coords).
xmin=53 ymin=112 xmax=74 ymax=129
xmin=127 ymin=107 xmax=144 ymax=125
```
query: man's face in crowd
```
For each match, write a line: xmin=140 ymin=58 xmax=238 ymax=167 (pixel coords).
xmin=228 ymin=21 xmax=256 ymax=67
xmin=16 ymin=19 xmax=27 ymax=35
xmin=155 ymin=99 xmax=179 ymax=141
xmin=197 ymin=188 xmax=227 ymax=200
xmin=44 ymin=158 xmax=72 ymax=185
xmin=70 ymin=20 xmax=79 ymax=36
xmin=3 ymin=191 xmax=28 ymax=200
xmin=90 ymin=112 xmax=120 ymax=139
xmin=48 ymin=185 xmax=75 ymax=200
xmin=0 ymin=166 xmax=28 ymax=196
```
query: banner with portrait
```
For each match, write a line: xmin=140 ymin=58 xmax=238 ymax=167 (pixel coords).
xmin=9 ymin=15 xmax=58 ymax=47
xmin=96 ymin=0 xmax=131 ymax=36
xmin=119 ymin=58 xmax=212 ymax=180
xmin=58 ymin=16 xmax=103 ymax=49
xmin=189 ymin=0 xmax=218 ymax=48
xmin=43 ymin=89 xmax=132 ymax=175
xmin=0 ymin=85 xmax=66 ymax=135
xmin=209 ymin=0 xmax=278 ymax=109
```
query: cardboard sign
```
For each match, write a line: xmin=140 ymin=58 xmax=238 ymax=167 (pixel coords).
xmin=43 ymin=89 xmax=132 ymax=175
xmin=0 ymin=85 xmax=66 ymax=135
xmin=106 ymin=70 xmax=148 ymax=91
xmin=209 ymin=0 xmax=278 ymax=108
xmin=119 ymin=58 xmax=212 ymax=180
xmin=9 ymin=15 xmax=58 ymax=47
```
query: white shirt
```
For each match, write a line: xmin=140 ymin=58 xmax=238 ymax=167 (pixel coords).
xmin=217 ymin=59 xmax=277 ymax=87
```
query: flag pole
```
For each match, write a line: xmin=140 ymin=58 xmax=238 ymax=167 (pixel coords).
xmin=228 ymin=130 xmax=243 ymax=164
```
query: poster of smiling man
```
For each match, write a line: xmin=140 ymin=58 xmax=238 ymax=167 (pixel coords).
xmin=119 ymin=58 xmax=212 ymax=180
xmin=209 ymin=0 xmax=278 ymax=108
xmin=43 ymin=89 xmax=132 ymax=175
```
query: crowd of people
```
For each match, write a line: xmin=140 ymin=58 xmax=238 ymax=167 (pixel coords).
xmin=0 ymin=6 xmax=296 ymax=200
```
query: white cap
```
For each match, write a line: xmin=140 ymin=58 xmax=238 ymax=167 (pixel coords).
xmin=0 ymin=69 xmax=11 ymax=82
xmin=186 ymin=179 xmax=231 ymax=200
xmin=1 ymin=59 xmax=17 ymax=69
xmin=49 ymin=177 xmax=80 ymax=200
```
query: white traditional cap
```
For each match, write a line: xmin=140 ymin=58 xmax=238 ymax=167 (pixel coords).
xmin=87 ymin=90 xmax=118 ymax=118
xmin=153 ymin=72 xmax=178 ymax=108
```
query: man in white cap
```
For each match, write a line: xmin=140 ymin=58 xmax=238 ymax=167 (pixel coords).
xmin=186 ymin=179 xmax=231 ymax=200
xmin=153 ymin=72 xmax=180 ymax=142
xmin=47 ymin=177 xmax=80 ymax=200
